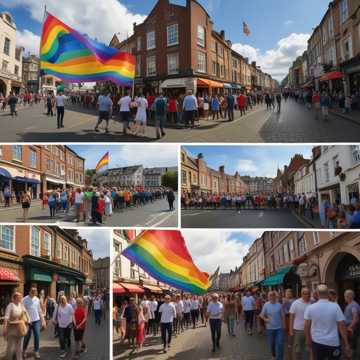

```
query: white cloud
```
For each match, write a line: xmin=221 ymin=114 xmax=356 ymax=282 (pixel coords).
xmin=182 ymin=230 xmax=251 ymax=274
xmin=284 ymin=20 xmax=294 ymax=26
xmin=237 ymin=159 xmax=258 ymax=173
xmin=232 ymin=32 xmax=310 ymax=81
xmin=77 ymin=229 xmax=111 ymax=259
xmin=0 ymin=0 xmax=146 ymax=45
xmin=16 ymin=29 xmax=41 ymax=55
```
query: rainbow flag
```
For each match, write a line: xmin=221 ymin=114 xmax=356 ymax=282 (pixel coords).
xmin=122 ymin=230 xmax=211 ymax=295
xmin=40 ymin=12 xmax=135 ymax=86
xmin=96 ymin=152 xmax=109 ymax=173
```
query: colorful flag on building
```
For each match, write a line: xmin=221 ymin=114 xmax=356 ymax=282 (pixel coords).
xmin=95 ymin=152 xmax=109 ymax=173
xmin=40 ymin=12 xmax=136 ymax=86
xmin=243 ymin=21 xmax=251 ymax=36
xmin=122 ymin=230 xmax=211 ymax=295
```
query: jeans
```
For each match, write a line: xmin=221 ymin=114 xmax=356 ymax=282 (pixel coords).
xmin=58 ymin=326 xmax=72 ymax=351
xmin=227 ymin=107 xmax=234 ymax=121
xmin=94 ymin=309 xmax=102 ymax=325
xmin=23 ymin=320 xmax=41 ymax=353
xmin=56 ymin=106 xmax=64 ymax=127
xmin=160 ymin=322 xmax=172 ymax=347
xmin=155 ymin=115 xmax=166 ymax=138
xmin=209 ymin=319 xmax=222 ymax=348
xmin=244 ymin=310 xmax=254 ymax=331
xmin=190 ymin=309 xmax=199 ymax=328
xmin=266 ymin=328 xmax=284 ymax=360
xmin=227 ymin=315 xmax=236 ymax=335
xmin=49 ymin=203 xmax=56 ymax=217
xmin=120 ymin=111 xmax=130 ymax=133
xmin=184 ymin=110 xmax=195 ymax=126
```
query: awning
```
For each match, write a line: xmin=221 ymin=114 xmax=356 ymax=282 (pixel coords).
xmin=119 ymin=282 xmax=144 ymax=294
xmin=46 ymin=177 xmax=66 ymax=185
xmin=30 ymin=269 xmax=52 ymax=283
xmin=160 ymin=78 xmax=188 ymax=89
xmin=232 ymin=84 xmax=242 ymax=90
xmin=0 ymin=268 xmax=19 ymax=282
xmin=0 ymin=167 xmax=12 ymax=179
xmin=142 ymin=284 xmax=163 ymax=293
xmin=261 ymin=265 xmax=294 ymax=286
xmin=197 ymin=78 xmax=224 ymax=88
xmin=320 ymin=71 xmax=343 ymax=82
xmin=224 ymin=83 xmax=232 ymax=89
xmin=14 ymin=176 xmax=40 ymax=185
xmin=302 ymin=80 xmax=313 ymax=88
xmin=113 ymin=283 xmax=126 ymax=294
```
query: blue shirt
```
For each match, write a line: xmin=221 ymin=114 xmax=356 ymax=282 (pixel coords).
xmin=183 ymin=95 xmax=198 ymax=111
xmin=211 ymin=98 xmax=220 ymax=110
xmin=98 ymin=95 xmax=113 ymax=112
xmin=261 ymin=302 xmax=283 ymax=329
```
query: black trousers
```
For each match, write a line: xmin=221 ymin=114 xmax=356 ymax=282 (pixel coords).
xmin=312 ymin=341 xmax=341 ymax=359
xmin=160 ymin=322 xmax=172 ymax=347
xmin=244 ymin=310 xmax=254 ymax=330
xmin=209 ymin=319 xmax=221 ymax=348
xmin=57 ymin=106 xmax=65 ymax=127
xmin=190 ymin=309 xmax=199 ymax=328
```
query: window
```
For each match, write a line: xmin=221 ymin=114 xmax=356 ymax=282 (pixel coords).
xmin=2 ymin=60 xmax=8 ymax=72
xmin=146 ymin=55 xmax=156 ymax=76
xmin=167 ymin=24 xmax=179 ymax=46
xmin=136 ymin=55 xmax=141 ymax=76
xmin=211 ymin=40 xmax=216 ymax=52
xmin=146 ymin=31 xmax=155 ymax=50
xmin=29 ymin=149 xmax=37 ymax=168
xmin=181 ymin=170 xmax=186 ymax=184
xmin=14 ymin=65 xmax=19 ymax=75
xmin=219 ymin=46 xmax=224 ymax=58
xmin=3 ymin=37 xmax=10 ymax=55
xmin=12 ymin=145 xmax=22 ymax=161
xmin=212 ymin=61 xmax=217 ymax=76
xmin=197 ymin=52 xmax=206 ymax=73
xmin=197 ymin=25 xmax=205 ymax=47
xmin=0 ymin=226 xmax=14 ymax=251
xmin=137 ymin=36 xmax=141 ymax=51
xmin=313 ymin=233 xmax=320 ymax=247
xmin=343 ymin=36 xmax=353 ymax=60
xmin=167 ymin=53 xmax=179 ymax=74
xmin=56 ymin=240 xmax=62 ymax=259
xmin=328 ymin=16 xmax=334 ymax=37
xmin=324 ymin=162 xmax=330 ymax=182
xmin=31 ymin=227 xmax=40 ymax=257
xmin=43 ymin=232 xmax=51 ymax=258
xmin=351 ymin=145 xmax=360 ymax=163
xmin=340 ymin=0 xmax=348 ymax=23
xmin=298 ymin=236 xmax=307 ymax=256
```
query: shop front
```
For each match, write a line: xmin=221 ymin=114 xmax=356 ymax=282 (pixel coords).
xmin=197 ymin=78 xmax=224 ymax=96
xmin=113 ymin=282 xmax=145 ymax=304
xmin=0 ymin=167 xmax=12 ymax=199
xmin=0 ymin=266 xmax=20 ymax=321
xmin=44 ymin=176 xmax=66 ymax=192
xmin=25 ymin=268 xmax=53 ymax=298
xmin=319 ymin=71 xmax=344 ymax=94
xmin=142 ymin=283 xmax=163 ymax=295
xmin=160 ymin=77 xmax=196 ymax=97
xmin=342 ymin=54 xmax=360 ymax=97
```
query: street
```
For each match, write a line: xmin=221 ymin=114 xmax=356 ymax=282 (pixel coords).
xmin=113 ymin=321 xmax=269 ymax=360
xmin=181 ymin=208 xmax=309 ymax=228
xmin=0 ymin=311 xmax=109 ymax=360
xmin=0 ymin=196 xmax=178 ymax=227
xmin=1 ymin=100 xmax=359 ymax=142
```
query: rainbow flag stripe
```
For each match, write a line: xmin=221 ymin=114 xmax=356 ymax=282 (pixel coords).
xmin=122 ymin=230 xmax=211 ymax=295
xmin=40 ymin=13 xmax=135 ymax=86
xmin=96 ymin=152 xmax=109 ymax=173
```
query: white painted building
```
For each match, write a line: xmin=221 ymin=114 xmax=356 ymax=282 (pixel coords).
xmin=294 ymin=162 xmax=317 ymax=198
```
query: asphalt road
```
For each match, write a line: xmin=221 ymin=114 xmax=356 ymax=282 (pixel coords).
xmin=181 ymin=208 xmax=309 ymax=228
xmin=114 ymin=320 xmax=269 ymax=360
xmin=1 ymin=100 xmax=359 ymax=142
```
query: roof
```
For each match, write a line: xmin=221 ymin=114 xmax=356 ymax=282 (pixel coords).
xmin=101 ymin=165 xmax=143 ymax=176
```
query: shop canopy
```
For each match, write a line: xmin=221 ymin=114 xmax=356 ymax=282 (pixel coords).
xmin=30 ymin=269 xmax=52 ymax=283
xmin=231 ymin=84 xmax=242 ymax=90
xmin=0 ymin=268 xmax=19 ymax=282
xmin=46 ymin=177 xmax=66 ymax=185
xmin=142 ymin=284 xmax=163 ymax=293
xmin=224 ymin=83 xmax=232 ymax=89
xmin=302 ymin=80 xmax=314 ymax=88
xmin=113 ymin=283 xmax=126 ymax=294
xmin=160 ymin=78 xmax=188 ymax=89
xmin=320 ymin=71 xmax=344 ymax=82
xmin=197 ymin=78 xmax=224 ymax=88
xmin=119 ymin=282 xmax=144 ymax=294
xmin=0 ymin=167 xmax=12 ymax=179
xmin=14 ymin=176 xmax=40 ymax=185
xmin=261 ymin=265 xmax=294 ymax=286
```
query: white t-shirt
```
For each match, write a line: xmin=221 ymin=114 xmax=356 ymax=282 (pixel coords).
xmin=93 ymin=298 xmax=103 ymax=310
xmin=289 ymin=298 xmax=310 ymax=331
xmin=55 ymin=303 xmax=74 ymax=328
xmin=183 ymin=299 xmax=191 ymax=313
xmin=118 ymin=96 xmax=131 ymax=112
xmin=207 ymin=301 xmax=223 ymax=319
xmin=55 ymin=95 xmax=66 ymax=107
xmin=159 ymin=302 xmax=176 ymax=323
xmin=149 ymin=300 xmax=158 ymax=319
xmin=304 ymin=299 xmax=345 ymax=347
xmin=22 ymin=295 xmax=41 ymax=322
xmin=75 ymin=192 xmax=84 ymax=204
xmin=190 ymin=299 xmax=199 ymax=310
xmin=175 ymin=300 xmax=184 ymax=315
xmin=241 ymin=296 xmax=255 ymax=311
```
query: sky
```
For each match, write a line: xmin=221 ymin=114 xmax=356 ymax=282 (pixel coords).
xmin=69 ymin=144 xmax=178 ymax=170
xmin=78 ymin=228 xmax=110 ymax=259
xmin=183 ymin=229 xmax=263 ymax=274
xmin=184 ymin=145 xmax=313 ymax=178
xmin=0 ymin=0 xmax=330 ymax=81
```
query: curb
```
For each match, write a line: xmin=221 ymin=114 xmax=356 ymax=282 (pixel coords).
xmin=329 ymin=111 xmax=360 ymax=126
xmin=291 ymin=210 xmax=320 ymax=228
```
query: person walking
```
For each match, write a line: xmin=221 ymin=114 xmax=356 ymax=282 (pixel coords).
xmin=242 ymin=290 xmax=256 ymax=335
xmin=21 ymin=190 xmax=31 ymax=222
xmin=46 ymin=93 xmax=54 ymax=116
xmin=124 ymin=297 xmax=138 ymax=352
xmin=312 ymin=91 xmax=321 ymax=119
xmin=304 ymin=284 xmax=352 ymax=360
xmin=23 ymin=287 xmax=46 ymax=359
xmin=167 ymin=188 xmax=175 ymax=211
xmin=211 ymin=95 xmax=220 ymax=120
xmin=224 ymin=294 xmax=237 ymax=337
xmin=320 ymin=92 xmax=331 ymax=121
xmin=159 ymin=295 xmax=176 ymax=353
xmin=183 ymin=90 xmax=198 ymax=128
xmin=3 ymin=292 xmax=29 ymax=360
xmin=55 ymin=91 xmax=66 ymax=128
xmin=206 ymin=293 xmax=223 ymax=353
xmin=237 ymin=92 xmax=247 ymax=116
xmin=190 ymin=296 xmax=200 ymax=329
xmin=134 ymin=94 xmax=148 ymax=136
xmin=226 ymin=92 xmax=235 ymax=121
xmin=153 ymin=92 xmax=167 ymax=139
xmin=74 ymin=188 xmax=84 ymax=223
xmin=93 ymin=294 xmax=103 ymax=326
xmin=95 ymin=92 xmax=113 ymax=133
xmin=8 ymin=92 xmax=18 ymax=117
xmin=276 ymin=93 xmax=282 ymax=112
xmin=73 ymin=298 xmax=87 ymax=359
xmin=259 ymin=290 xmax=285 ymax=360
xmin=3 ymin=185 xmax=11 ymax=207
xmin=343 ymin=289 xmax=360 ymax=359
xmin=118 ymin=91 xmax=132 ymax=135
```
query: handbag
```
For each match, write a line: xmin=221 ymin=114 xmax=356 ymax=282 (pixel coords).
xmin=8 ymin=306 xmax=29 ymax=337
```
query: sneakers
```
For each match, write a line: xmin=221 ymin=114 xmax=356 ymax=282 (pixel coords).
xmin=34 ymin=353 xmax=41 ymax=359
xmin=59 ymin=352 xmax=67 ymax=358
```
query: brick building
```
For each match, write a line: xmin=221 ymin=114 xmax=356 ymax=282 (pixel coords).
xmin=0 ymin=225 xmax=93 ymax=319
xmin=93 ymin=257 xmax=110 ymax=291
xmin=64 ymin=146 xmax=85 ymax=189
xmin=111 ymin=0 xmax=276 ymax=95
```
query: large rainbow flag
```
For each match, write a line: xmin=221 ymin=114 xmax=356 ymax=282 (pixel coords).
xmin=95 ymin=152 xmax=109 ymax=173
xmin=40 ymin=12 xmax=136 ymax=86
xmin=122 ymin=230 xmax=211 ymax=295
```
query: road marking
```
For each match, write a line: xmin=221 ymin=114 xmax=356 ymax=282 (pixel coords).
xmin=259 ymin=212 xmax=264 ymax=218
xmin=182 ymin=212 xmax=203 ymax=217
xmin=148 ymin=211 xmax=176 ymax=227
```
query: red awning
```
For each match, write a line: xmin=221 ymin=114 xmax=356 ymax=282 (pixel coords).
xmin=197 ymin=78 xmax=224 ymax=88
xmin=320 ymin=71 xmax=343 ymax=82
xmin=119 ymin=282 xmax=145 ymax=294
xmin=142 ymin=284 xmax=163 ymax=293
xmin=113 ymin=283 xmax=126 ymax=294
xmin=0 ymin=268 xmax=19 ymax=282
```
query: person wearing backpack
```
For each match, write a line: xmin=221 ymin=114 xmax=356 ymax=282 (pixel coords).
xmin=153 ymin=92 xmax=167 ymax=139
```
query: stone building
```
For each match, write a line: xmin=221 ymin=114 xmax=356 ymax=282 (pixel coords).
xmin=22 ymin=55 xmax=40 ymax=93
xmin=93 ymin=257 xmax=110 ymax=291
xmin=241 ymin=176 xmax=274 ymax=195
xmin=144 ymin=166 xmax=178 ymax=187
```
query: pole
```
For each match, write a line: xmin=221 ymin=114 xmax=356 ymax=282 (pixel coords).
xmin=131 ymin=78 xmax=135 ymax=99
xmin=38 ymin=5 xmax=47 ymax=94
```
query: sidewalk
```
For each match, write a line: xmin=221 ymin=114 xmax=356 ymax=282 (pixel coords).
xmin=329 ymin=108 xmax=360 ymax=125
xmin=0 ymin=199 xmax=42 ymax=211
xmin=292 ymin=210 xmax=322 ymax=228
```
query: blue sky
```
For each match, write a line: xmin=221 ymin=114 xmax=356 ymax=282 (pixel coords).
xmin=0 ymin=0 xmax=330 ymax=80
xmin=69 ymin=144 xmax=177 ymax=170
xmin=184 ymin=145 xmax=313 ymax=178
xmin=78 ymin=229 xmax=110 ymax=259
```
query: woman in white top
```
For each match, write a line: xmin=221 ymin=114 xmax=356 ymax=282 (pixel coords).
xmin=3 ymin=292 xmax=29 ymax=360
xmin=104 ymin=191 xmax=113 ymax=217
xmin=53 ymin=295 xmax=74 ymax=358
xmin=134 ymin=94 xmax=148 ymax=136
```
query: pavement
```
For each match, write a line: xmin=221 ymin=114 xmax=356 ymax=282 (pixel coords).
xmin=1 ymin=100 xmax=360 ymax=142
xmin=113 ymin=320 xmax=270 ymax=360
xmin=0 ymin=311 xmax=110 ymax=360
xmin=181 ymin=208 xmax=311 ymax=228
xmin=0 ymin=197 xmax=178 ymax=227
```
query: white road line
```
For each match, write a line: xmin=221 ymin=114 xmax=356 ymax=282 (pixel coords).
xmin=148 ymin=212 xmax=176 ymax=227
xmin=182 ymin=212 xmax=203 ymax=217
xmin=259 ymin=212 xmax=264 ymax=218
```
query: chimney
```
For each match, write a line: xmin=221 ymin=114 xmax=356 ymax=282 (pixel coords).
xmin=197 ymin=153 xmax=204 ymax=159
xmin=133 ymin=22 xmax=137 ymax=32
xmin=220 ymin=30 xmax=225 ymax=39
xmin=219 ymin=165 xmax=225 ymax=173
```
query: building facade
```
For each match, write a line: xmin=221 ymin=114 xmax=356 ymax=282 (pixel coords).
xmin=144 ymin=166 xmax=178 ymax=187
xmin=241 ymin=176 xmax=274 ymax=195
xmin=64 ymin=146 xmax=85 ymax=189
xmin=93 ymin=257 xmax=110 ymax=291
xmin=22 ymin=55 xmax=40 ymax=93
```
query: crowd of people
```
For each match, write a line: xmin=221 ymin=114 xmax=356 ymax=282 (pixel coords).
xmin=0 ymin=92 xmax=42 ymax=117
xmin=115 ymin=285 xmax=359 ymax=359
xmin=2 ymin=287 xmax=108 ymax=359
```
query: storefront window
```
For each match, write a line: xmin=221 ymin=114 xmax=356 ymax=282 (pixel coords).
xmin=0 ymin=225 xmax=14 ymax=251
xmin=31 ymin=227 xmax=40 ymax=257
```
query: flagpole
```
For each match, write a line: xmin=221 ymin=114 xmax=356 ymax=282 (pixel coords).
xmin=38 ymin=5 xmax=47 ymax=95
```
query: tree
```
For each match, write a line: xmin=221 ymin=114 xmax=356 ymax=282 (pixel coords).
xmin=161 ymin=171 xmax=178 ymax=191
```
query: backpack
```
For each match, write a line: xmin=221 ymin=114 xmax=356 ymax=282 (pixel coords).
xmin=155 ymin=98 xmax=166 ymax=116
